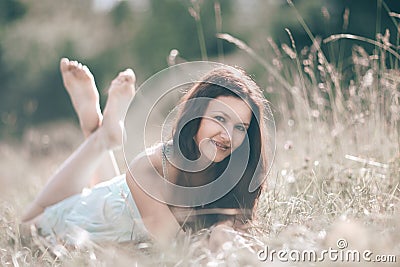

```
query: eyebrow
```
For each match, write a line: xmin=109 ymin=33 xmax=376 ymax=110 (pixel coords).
xmin=211 ymin=110 xmax=250 ymax=126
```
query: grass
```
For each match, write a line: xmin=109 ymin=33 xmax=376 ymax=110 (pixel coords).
xmin=1 ymin=3 xmax=400 ymax=267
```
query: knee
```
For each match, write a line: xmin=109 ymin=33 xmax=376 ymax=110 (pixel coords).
xmin=21 ymin=202 xmax=44 ymax=223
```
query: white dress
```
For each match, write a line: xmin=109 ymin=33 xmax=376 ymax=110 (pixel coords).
xmin=35 ymin=174 xmax=149 ymax=244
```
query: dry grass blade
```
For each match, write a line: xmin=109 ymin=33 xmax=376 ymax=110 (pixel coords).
xmin=324 ymin=33 xmax=400 ymax=60
xmin=217 ymin=33 xmax=293 ymax=92
xmin=388 ymin=11 xmax=400 ymax=19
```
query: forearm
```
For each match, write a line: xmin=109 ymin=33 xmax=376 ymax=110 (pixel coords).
xmin=208 ymin=219 xmax=250 ymax=252
xmin=208 ymin=223 xmax=236 ymax=252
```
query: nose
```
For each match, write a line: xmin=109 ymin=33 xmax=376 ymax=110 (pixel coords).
xmin=219 ymin=126 xmax=232 ymax=141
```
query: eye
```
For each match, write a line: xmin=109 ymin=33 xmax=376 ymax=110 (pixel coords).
xmin=214 ymin=115 xmax=225 ymax=123
xmin=235 ymin=125 xmax=247 ymax=132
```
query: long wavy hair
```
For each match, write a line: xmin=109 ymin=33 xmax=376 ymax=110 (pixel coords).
xmin=169 ymin=67 xmax=269 ymax=231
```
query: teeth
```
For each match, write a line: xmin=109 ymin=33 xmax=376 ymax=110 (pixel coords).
xmin=212 ymin=140 xmax=229 ymax=150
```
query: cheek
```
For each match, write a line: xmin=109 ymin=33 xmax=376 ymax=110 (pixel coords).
xmin=232 ymin=132 xmax=247 ymax=150
xmin=198 ymin=120 xmax=221 ymax=138
xmin=195 ymin=119 xmax=215 ymax=143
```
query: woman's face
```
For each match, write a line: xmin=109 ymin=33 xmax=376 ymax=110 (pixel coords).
xmin=194 ymin=95 xmax=252 ymax=163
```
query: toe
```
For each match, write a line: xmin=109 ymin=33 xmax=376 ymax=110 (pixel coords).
xmin=60 ymin=58 xmax=70 ymax=72
xmin=122 ymin=74 xmax=134 ymax=84
xmin=125 ymin=68 xmax=134 ymax=74
xmin=121 ymin=69 xmax=136 ymax=83
xmin=82 ymin=65 xmax=94 ymax=77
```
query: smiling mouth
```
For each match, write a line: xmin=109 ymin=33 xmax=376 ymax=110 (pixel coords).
xmin=211 ymin=139 xmax=230 ymax=151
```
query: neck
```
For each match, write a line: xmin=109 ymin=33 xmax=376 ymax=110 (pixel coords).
xmin=180 ymin=164 xmax=217 ymax=187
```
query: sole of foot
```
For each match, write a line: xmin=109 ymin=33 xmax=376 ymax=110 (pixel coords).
xmin=101 ymin=68 xmax=136 ymax=150
xmin=60 ymin=58 xmax=103 ymax=137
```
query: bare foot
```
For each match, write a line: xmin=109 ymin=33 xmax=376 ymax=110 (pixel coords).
xmin=60 ymin=58 xmax=102 ymax=137
xmin=100 ymin=69 xmax=136 ymax=150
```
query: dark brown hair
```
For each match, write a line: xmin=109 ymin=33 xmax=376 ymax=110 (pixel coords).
xmin=170 ymin=67 xmax=268 ymax=231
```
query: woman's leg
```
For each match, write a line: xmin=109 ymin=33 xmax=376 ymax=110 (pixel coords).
xmin=60 ymin=58 xmax=120 ymax=186
xmin=21 ymin=68 xmax=136 ymax=222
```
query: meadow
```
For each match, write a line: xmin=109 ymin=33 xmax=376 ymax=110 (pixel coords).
xmin=1 ymin=3 xmax=400 ymax=267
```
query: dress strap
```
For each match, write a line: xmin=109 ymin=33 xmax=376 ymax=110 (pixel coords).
xmin=161 ymin=143 xmax=169 ymax=180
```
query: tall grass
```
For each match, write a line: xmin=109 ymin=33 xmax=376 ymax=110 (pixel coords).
xmin=0 ymin=1 xmax=399 ymax=266
xmin=216 ymin=1 xmax=400 ymax=265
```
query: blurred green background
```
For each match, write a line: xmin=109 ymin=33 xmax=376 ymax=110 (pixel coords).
xmin=1 ymin=0 xmax=399 ymax=138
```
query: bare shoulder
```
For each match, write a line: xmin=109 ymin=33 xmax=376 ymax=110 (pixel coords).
xmin=139 ymin=143 xmax=180 ymax=181
xmin=125 ymin=144 xmax=166 ymax=200
xmin=127 ymin=143 xmax=163 ymax=175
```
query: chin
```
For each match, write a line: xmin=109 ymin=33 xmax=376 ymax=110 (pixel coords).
xmin=201 ymin=145 xmax=231 ymax=163
xmin=211 ymin=153 xmax=229 ymax=163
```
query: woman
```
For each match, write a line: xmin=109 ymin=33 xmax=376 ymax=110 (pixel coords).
xmin=21 ymin=58 xmax=270 ymax=250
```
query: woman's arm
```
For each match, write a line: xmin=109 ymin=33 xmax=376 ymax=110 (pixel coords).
xmin=125 ymin=149 xmax=182 ymax=245
xmin=208 ymin=221 xmax=238 ymax=252
xmin=208 ymin=217 xmax=252 ymax=252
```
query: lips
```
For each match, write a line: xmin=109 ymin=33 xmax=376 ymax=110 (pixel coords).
xmin=211 ymin=139 xmax=230 ymax=151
